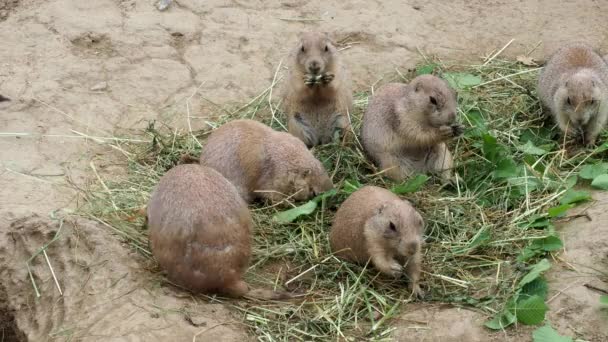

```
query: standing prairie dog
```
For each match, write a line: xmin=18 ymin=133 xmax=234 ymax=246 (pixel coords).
xmin=200 ymin=119 xmax=333 ymax=203
xmin=330 ymin=186 xmax=425 ymax=298
xmin=147 ymin=164 xmax=290 ymax=299
xmin=281 ymin=31 xmax=354 ymax=147
xmin=361 ymin=75 xmax=463 ymax=181
xmin=538 ymin=42 xmax=608 ymax=146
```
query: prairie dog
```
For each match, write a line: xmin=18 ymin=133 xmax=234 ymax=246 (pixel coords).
xmin=281 ymin=31 xmax=354 ymax=147
xmin=538 ymin=42 xmax=608 ymax=146
xmin=361 ymin=75 xmax=463 ymax=181
xmin=147 ymin=164 xmax=290 ymax=299
xmin=200 ymin=119 xmax=333 ymax=203
xmin=330 ymin=186 xmax=425 ymax=297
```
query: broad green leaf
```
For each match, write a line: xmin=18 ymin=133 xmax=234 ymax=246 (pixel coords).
xmin=494 ymin=158 xmax=519 ymax=179
xmin=579 ymin=164 xmax=607 ymax=180
xmin=463 ymin=109 xmax=487 ymax=137
xmin=591 ymin=174 xmax=608 ymax=190
xmin=521 ymin=277 xmax=549 ymax=300
xmin=518 ymin=141 xmax=548 ymax=156
xmin=444 ymin=72 xmax=482 ymax=89
xmin=564 ymin=175 xmax=578 ymax=189
xmin=519 ymin=259 xmax=551 ymax=288
xmin=518 ymin=246 xmax=541 ymax=262
xmin=343 ymin=179 xmax=362 ymax=194
xmin=273 ymin=201 xmax=318 ymax=224
xmin=532 ymin=325 xmax=572 ymax=342
xmin=521 ymin=215 xmax=551 ymax=229
xmin=482 ymin=134 xmax=499 ymax=162
xmin=273 ymin=189 xmax=337 ymax=223
xmin=516 ymin=295 xmax=548 ymax=325
xmin=547 ymin=204 xmax=573 ymax=218
xmin=601 ymin=295 xmax=608 ymax=306
xmin=416 ymin=64 xmax=436 ymax=75
xmin=391 ymin=174 xmax=430 ymax=194
xmin=559 ymin=189 xmax=591 ymax=205
xmin=485 ymin=309 xmax=516 ymax=330
xmin=531 ymin=235 xmax=563 ymax=252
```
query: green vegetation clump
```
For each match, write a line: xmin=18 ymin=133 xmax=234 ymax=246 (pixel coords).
xmin=80 ymin=58 xmax=608 ymax=341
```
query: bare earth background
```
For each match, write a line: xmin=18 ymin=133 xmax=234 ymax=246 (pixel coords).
xmin=1 ymin=0 xmax=607 ymax=341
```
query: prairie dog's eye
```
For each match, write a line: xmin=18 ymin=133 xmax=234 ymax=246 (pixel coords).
xmin=430 ymin=96 xmax=438 ymax=106
xmin=389 ymin=222 xmax=397 ymax=231
xmin=590 ymin=99 xmax=596 ymax=105
xmin=324 ymin=45 xmax=329 ymax=52
xmin=301 ymin=45 xmax=305 ymax=53
xmin=566 ymin=97 xmax=572 ymax=106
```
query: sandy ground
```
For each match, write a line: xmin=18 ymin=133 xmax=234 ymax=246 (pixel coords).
xmin=1 ymin=0 xmax=608 ymax=341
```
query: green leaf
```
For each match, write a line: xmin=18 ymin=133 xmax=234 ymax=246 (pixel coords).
xmin=531 ymin=235 xmax=563 ymax=252
xmin=391 ymin=174 xmax=430 ymax=194
xmin=343 ymin=179 xmax=361 ymax=194
xmin=559 ymin=189 xmax=591 ymax=205
xmin=519 ymin=259 xmax=551 ymax=288
xmin=518 ymin=141 xmax=548 ymax=156
xmin=579 ymin=164 xmax=607 ymax=180
xmin=521 ymin=215 xmax=551 ymax=229
xmin=452 ymin=227 xmax=490 ymax=255
xmin=518 ymin=246 xmax=541 ymax=262
xmin=273 ymin=189 xmax=337 ymax=223
xmin=482 ymin=134 xmax=500 ymax=162
xmin=273 ymin=201 xmax=318 ymax=224
xmin=521 ymin=277 xmax=549 ymax=300
xmin=485 ymin=309 xmax=516 ymax=330
xmin=515 ymin=295 xmax=548 ymax=325
xmin=564 ymin=175 xmax=578 ymax=189
xmin=532 ymin=325 xmax=572 ymax=342
xmin=547 ymin=204 xmax=573 ymax=218
xmin=416 ymin=64 xmax=436 ymax=75
xmin=591 ymin=174 xmax=608 ymax=190
xmin=494 ymin=158 xmax=520 ymax=179
xmin=463 ymin=109 xmax=487 ymax=137
xmin=601 ymin=295 xmax=608 ymax=306
xmin=444 ymin=72 xmax=482 ymax=89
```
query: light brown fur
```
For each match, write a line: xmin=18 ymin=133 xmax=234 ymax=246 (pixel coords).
xmin=361 ymin=75 xmax=463 ymax=181
xmin=147 ymin=164 xmax=291 ymax=299
xmin=281 ymin=31 xmax=354 ymax=147
xmin=200 ymin=119 xmax=333 ymax=203
xmin=330 ymin=186 xmax=425 ymax=298
xmin=538 ymin=42 xmax=608 ymax=146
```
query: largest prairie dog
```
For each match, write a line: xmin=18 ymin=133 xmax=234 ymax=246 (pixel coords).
xmin=281 ymin=31 xmax=354 ymax=147
xmin=361 ymin=75 xmax=463 ymax=181
xmin=200 ymin=119 xmax=333 ymax=203
xmin=330 ymin=186 xmax=425 ymax=297
xmin=147 ymin=164 xmax=288 ymax=299
xmin=538 ymin=42 xmax=608 ymax=146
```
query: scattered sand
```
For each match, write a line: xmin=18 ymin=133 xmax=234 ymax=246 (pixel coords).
xmin=1 ymin=0 xmax=607 ymax=340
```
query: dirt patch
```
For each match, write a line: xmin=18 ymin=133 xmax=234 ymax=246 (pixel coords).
xmin=0 ymin=284 xmax=26 ymax=342
xmin=70 ymin=32 xmax=117 ymax=57
xmin=0 ymin=0 xmax=19 ymax=21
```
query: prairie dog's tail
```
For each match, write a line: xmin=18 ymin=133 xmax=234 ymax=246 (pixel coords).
xmin=245 ymin=288 xmax=298 ymax=300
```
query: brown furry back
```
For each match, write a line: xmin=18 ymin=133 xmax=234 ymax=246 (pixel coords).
xmin=147 ymin=164 xmax=252 ymax=293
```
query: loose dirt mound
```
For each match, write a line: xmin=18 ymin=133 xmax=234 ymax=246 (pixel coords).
xmin=0 ymin=213 xmax=248 ymax=341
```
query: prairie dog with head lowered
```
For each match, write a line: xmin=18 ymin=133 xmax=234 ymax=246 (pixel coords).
xmin=200 ymin=119 xmax=333 ymax=203
xmin=362 ymin=75 xmax=463 ymax=181
xmin=330 ymin=186 xmax=425 ymax=298
xmin=281 ymin=31 xmax=354 ymax=147
xmin=147 ymin=164 xmax=290 ymax=299
xmin=538 ymin=42 xmax=608 ymax=146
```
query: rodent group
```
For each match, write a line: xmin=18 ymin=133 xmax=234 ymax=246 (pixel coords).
xmin=144 ymin=32 xmax=608 ymax=299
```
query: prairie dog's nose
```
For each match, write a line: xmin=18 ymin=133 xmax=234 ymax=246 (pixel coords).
xmin=448 ymin=111 xmax=456 ymax=122
xmin=308 ymin=60 xmax=321 ymax=74
xmin=405 ymin=241 xmax=419 ymax=255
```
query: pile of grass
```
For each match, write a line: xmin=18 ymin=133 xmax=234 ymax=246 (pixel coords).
xmin=79 ymin=57 xmax=607 ymax=341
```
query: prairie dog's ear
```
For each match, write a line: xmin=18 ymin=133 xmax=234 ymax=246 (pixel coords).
xmin=414 ymin=80 xmax=423 ymax=92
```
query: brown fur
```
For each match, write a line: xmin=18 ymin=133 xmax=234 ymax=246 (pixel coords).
xmin=330 ymin=186 xmax=425 ymax=298
xmin=147 ymin=164 xmax=291 ymax=299
xmin=361 ymin=75 xmax=462 ymax=181
xmin=200 ymin=119 xmax=333 ymax=203
xmin=538 ymin=42 xmax=608 ymax=146
xmin=281 ymin=31 xmax=354 ymax=147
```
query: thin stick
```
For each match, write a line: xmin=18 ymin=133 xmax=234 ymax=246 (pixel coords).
xmin=90 ymin=161 xmax=119 ymax=211
xmin=285 ymin=256 xmax=333 ymax=286
xmin=193 ymin=323 xmax=230 ymax=342
xmin=43 ymin=249 xmax=63 ymax=296
xmin=279 ymin=17 xmax=324 ymax=22
xmin=268 ymin=58 xmax=287 ymax=130
xmin=186 ymin=81 xmax=207 ymax=148
xmin=482 ymin=39 xmax=514 ymax=66
xmin=472 ymin=67 xmax=542 ymax=88
xmin=26 ymin=262 xmax=41 ymax=298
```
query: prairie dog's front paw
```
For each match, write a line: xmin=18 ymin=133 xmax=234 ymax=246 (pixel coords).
xmin=451 ymin=124 xmax=465 ymax=137
xmin=321 ymin=73 xmax=335 ymax=84
xmin=439 ymin=125 xmax=454 ymax=139
xmin=410 ymin=283 xmax=424 ymax=299
xmin=388 ymin=261 xmax=404 ymax=278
